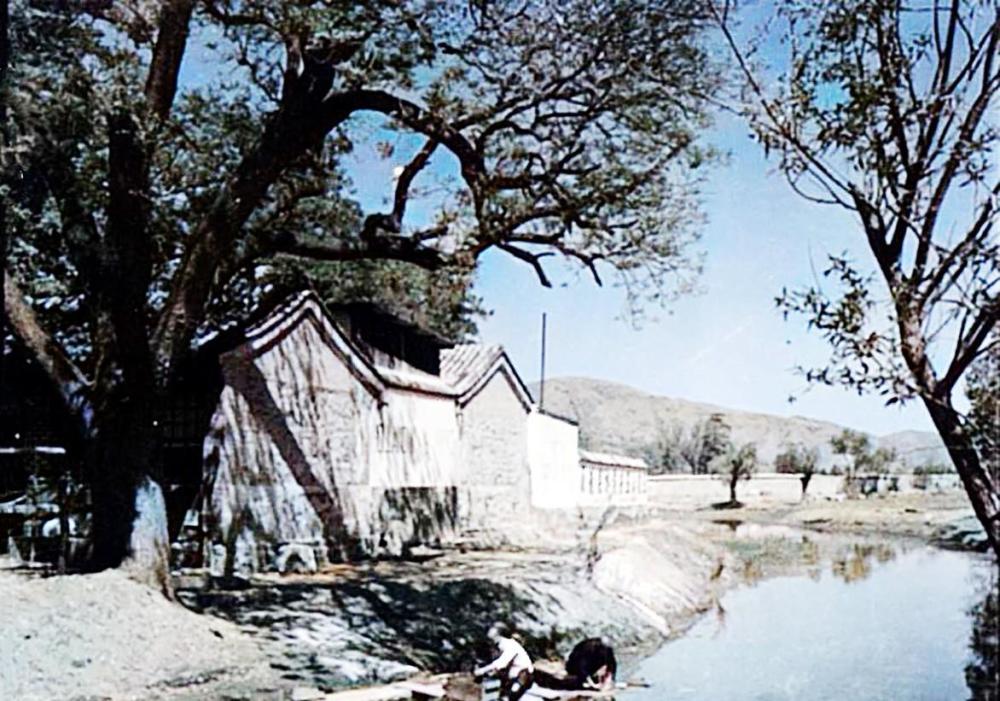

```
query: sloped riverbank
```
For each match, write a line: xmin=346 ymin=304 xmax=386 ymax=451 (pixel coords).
xmin=175 ymin=518 xmax=733 ymax=694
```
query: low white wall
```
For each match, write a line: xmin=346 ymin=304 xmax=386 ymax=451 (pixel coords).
xmin=648 ymin=471 xmax=962 ymax=508
xmin=527 ymin=411 xmax=581 ymax=509
xmin=648 ymin=473 xmax=844 ymax=506
xmin=579 ymin=463 xmax=648 ymax=507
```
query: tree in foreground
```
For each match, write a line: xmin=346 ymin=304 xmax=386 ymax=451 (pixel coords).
xmin=774 ymin=443 xmax=819 ymax=497
xmin=712 ymin=0 xmax=1000 ymax=556
xmin=2 ymin=1 xmax=718 ymax=587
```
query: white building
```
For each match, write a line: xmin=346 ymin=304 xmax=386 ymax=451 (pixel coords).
xmin=189 ymin=291 xmax=647 ymax=574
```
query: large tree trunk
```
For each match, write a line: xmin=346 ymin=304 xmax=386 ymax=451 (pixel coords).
xmin=923 ymin=397 xmax=1000 ymax=558
xmin=87 ymin=398 xmax=173 ymax=596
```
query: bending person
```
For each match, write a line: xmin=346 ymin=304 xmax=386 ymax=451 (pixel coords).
xmin=473 ymin=623 xmax=534 ymax=700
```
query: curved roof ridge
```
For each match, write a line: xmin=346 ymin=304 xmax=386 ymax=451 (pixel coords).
xmin=229 ymin=290 xmax=386 ymax=399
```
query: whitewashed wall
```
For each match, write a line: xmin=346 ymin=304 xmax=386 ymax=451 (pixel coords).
xmin=197 ymin=299 xmax=460 ymax=573
xmin=647 ymin=473 xmax=844 ymax=506
xmin=527 ymin=411 xmax=581 ymax=509
xmin=455 ymin=371 xmax=531 ymax=533
xmin=362 ymin=389 xmax=459 ymax=488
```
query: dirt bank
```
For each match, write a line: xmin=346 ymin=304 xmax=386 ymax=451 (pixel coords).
xmin=0 ymin=566 xmax=281 ymax=701
xmin=176 ymin=519 xmax=733 ymax=695
xmin=0 ymin=517 xmax=731 ymax=700
xmin=656 ymin=489 xmax=980 ymax=546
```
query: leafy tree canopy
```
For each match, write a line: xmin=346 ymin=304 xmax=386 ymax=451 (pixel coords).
xmin=967 ymin=335 xmax=999 ymax=471
xmin=774 ymin=443 xmax=818 ymax=475
xmin=5 ymin=0 xmax=719 ymax=380
xmin=830 ymin=428 xmax=896 ymax=476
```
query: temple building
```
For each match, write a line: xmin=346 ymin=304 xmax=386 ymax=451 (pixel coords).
xmin=187 ymin=291 xmax=649 ymax=574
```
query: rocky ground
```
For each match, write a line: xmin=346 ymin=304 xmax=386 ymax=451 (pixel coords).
xmin=0 ymin=490 xmax=984 ymax=700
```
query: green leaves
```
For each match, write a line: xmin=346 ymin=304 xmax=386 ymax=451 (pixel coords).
xmin=725 ymin=0 xmax=999 ymax=410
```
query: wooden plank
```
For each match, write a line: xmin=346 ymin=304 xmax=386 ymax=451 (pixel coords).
xmin=396 ymin=680 xmax=446 ymax=698
xmin=320 ymin=684 xmax=412 ymax=700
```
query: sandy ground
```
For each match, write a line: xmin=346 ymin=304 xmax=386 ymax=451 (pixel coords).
xmin=0 ymin=490 xmax=983 ymax=700
xmin=0 ymin=567 xmax=281 ymax=700
xmin=661 ymin=489 xmax=979 ymax=543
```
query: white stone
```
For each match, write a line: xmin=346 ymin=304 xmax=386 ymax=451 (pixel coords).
xmin=276 ymin=542 xmax=318 ymax=574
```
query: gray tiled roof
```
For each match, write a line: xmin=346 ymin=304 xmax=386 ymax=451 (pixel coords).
xmin=439 ymin=344 xmax=505 ymax=394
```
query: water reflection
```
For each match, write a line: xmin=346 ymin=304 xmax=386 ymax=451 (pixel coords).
xmin=830 ymin=543 xmax=898 ymax=584
xmin=712 ymin=519 xmax=903 ymax=587
xmin=633 ymin=546 xmax=990 ymax=701
xmin=966 ymin=568 xmax=999 ymax=700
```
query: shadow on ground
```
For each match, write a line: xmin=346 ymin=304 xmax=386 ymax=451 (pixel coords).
xmin=178 ymin=564 xmax=573 ymax=690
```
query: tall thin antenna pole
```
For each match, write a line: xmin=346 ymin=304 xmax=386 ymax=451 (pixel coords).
xmin=539 ymin=312 xmax=547 ymax=411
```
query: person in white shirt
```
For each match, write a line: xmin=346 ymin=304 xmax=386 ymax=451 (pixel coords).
xmin=473 ymin=623 xmax=534 ymax=700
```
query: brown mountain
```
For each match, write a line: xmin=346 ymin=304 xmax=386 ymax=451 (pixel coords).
xmin=531 ymin=377 xmax=951 ymax=472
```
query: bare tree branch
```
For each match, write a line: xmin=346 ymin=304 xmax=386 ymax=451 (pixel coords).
xmin=496 ymin=243 xmax=554 ymax=287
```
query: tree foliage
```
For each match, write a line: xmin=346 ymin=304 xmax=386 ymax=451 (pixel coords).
xmin=967 ymin=335 xmax=999 ymax=473
xmin=717 ymin=441 xmax=757 ymax=505
xmin=712 ymin=0 xmax=1000 ymax=556
xmin=2 ymin=0 xmax=720 ymax=572
xmin=6 ymin=0 xmax=718 ymax=373
xmin=774 ymin=442 xmax=819 ymax=495
xmin=774 ymin=443 xmax=819 ymax=475
xmin=682 ymin=413 xmax=733 ymax=475
xmin=830 ymin=429 xmax=896 ymax=479
xmin=647 ymin=414 xmax=735 ymax=474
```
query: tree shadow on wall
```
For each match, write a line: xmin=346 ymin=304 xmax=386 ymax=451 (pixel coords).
xmin=224 ymin=352 xmax=356 ymax=560
xmin=218 ymin=345 xmax=462 ymax=563
xmin=376 ymin=487 xmax=459 ymax=554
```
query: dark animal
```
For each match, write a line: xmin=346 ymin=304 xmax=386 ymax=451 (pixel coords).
xmin=566 ymin=638 xmax=617 ymax=689
xmin=533 ymin=637 xmax=617 ymax=691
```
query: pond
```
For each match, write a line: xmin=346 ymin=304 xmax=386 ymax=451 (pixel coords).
xmin=630 ymin=541 xmax=996 ymax=701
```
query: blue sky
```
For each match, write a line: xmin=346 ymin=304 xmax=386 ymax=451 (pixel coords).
xmin=469 ymin=112 xmax=936 ymax=436
xmin=342 ymin=109 xmax=935 ymax=436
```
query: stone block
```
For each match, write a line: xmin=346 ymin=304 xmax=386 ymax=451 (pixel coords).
xmin=276 ymin=542 xmax=319 ymax=574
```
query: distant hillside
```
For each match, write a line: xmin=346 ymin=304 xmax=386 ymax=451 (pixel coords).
xmin=531 ymin=377 xmax=951 ymax=472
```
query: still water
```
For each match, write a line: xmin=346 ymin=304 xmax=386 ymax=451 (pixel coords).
xmin=632 ymin=543 xmax=995 ymax=701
